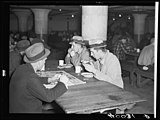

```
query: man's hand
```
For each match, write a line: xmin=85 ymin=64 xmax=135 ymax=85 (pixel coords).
xmin=59 ymin=75 xmax=69 ymax=89
xmin=82 ymin=62 xmax=96 ymax=74
xmin=48 ymin=74 xmax=61 ymax=83
xmin=68 ymin=48 xmax=75 ymax=57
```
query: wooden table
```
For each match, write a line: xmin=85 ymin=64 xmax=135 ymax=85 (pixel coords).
xmin=45 ymin=60 xmax=146 ymax=114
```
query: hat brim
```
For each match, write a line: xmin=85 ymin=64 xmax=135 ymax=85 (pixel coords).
xmin=24 ymin=48 xmax=50 ymax=63
xmin=69 ymin=39 xmax=86 ymax=45
xmin=89 ymin=44 xmax=107 ymax=49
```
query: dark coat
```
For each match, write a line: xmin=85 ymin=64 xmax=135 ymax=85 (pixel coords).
xmin=9 ymin=50 xmax=22 ymax=77
xmin=9 ymin=63 xmax=67 ymax=113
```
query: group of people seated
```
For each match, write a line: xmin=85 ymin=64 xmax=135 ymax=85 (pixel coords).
xmin=9 ymin=28 xmax=155 ymax=113
xmin=108 ymin=28 xmax=155 ymax=71
xmin=9 ymin=34 xmax=124 ymax=113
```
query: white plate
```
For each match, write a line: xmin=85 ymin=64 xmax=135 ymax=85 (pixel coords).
xmin=81 ymin=72 xmax=93 ymax=78
xmin=64 ymin=64 xmax=73 ymax=68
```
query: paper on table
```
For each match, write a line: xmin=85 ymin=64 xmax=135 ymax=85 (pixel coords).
xmin=37 ymin=71 xmax=86 ymax=87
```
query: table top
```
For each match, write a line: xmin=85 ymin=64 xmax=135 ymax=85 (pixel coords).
xmin=45 ymin=60 xmax=146 ymax=113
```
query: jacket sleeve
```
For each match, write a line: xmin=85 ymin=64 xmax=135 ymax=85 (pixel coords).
xmin=65 ymin=54 xmax=71 ymax=64
xmin=39 ymin=77 xmax=48 ymax=84
xmin=70 ymin=53 xmax=80 ymax=66
xmin=27 ymin=75 xmax=67 ymax=102
xmin=94 ymin=60 xmax=124 ymax=88
xmin=81 ymin=50 xmax=91 ymax=62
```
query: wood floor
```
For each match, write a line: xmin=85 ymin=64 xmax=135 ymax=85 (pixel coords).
xmin=123 ymin=76 xmax=154 ymax=114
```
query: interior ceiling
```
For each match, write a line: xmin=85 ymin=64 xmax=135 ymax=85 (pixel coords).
xmin=10 ymin=5 xmax=155 ymax=16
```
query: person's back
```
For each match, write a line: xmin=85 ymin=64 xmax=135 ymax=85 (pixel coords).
xmin=9 ymin=50 xmax=22 ymax=77
xmin=9 ymin=43 xmax=68 ymax=113
xmin=138 ymin=41 xmax=154 ymax=66
xmin=9 ymin=64 xmax=38 ymax=113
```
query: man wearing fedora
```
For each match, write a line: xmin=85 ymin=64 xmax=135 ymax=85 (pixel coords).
xmin=9 ymin=43 xmax=69 ymax=113
xmin=82 ymin=40 xmax=124 ymax=89
xmin=9 ymin=40 xmax=30 ymax=78
xmin=65 ymin=36 xmax=91 ymax=66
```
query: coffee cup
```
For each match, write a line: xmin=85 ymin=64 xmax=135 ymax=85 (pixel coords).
xmin=59 ymin=60 xmax=64 ymax=66
xmin=75 ymin=66 xmax=82 ymax=74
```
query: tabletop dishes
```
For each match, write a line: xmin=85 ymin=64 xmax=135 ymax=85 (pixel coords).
xmin=81 ymin=72 xmax=94 ymax=78
xmin=57 ymin=64 xmax=73 ymax=69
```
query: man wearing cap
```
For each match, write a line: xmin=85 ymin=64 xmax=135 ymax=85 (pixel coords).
xmin=9 ymin=43 xmax=69 ymax=113
xmin=82 ymin=40 xmax=124 ymax=88
xmin=9 ymin=40 xmax=30 ymax=78
xmin=65 ymin=36 xmax=91 ymax=66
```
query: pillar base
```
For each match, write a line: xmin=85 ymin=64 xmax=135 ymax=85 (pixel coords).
xmin=134 ymin=34 xmax=144 ymax=47
xmin=36 ymin=34 xmax=51 ymax=49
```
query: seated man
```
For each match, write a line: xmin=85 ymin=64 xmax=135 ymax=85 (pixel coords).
xmin=113 ymin=35 xmax=136 ymax=61
xmin=138 ymin=38 xmax=154 ymax=71
xmin=9 ymin=43 xmax=69 ymax=113
xmin=82 ymin=40 xmax=124 ymax=89
xmin=9 ymin=40 xmax=30 ymax=78
xmin=65 ymin=36 xmax=91 ymax=66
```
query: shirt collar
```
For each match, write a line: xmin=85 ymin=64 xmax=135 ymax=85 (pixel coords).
xmin=99 ymin=50 xmax=108 ymax=65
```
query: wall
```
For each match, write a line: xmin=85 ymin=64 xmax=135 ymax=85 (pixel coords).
xmin=10 ymin=13 xmax=18 ymax=32
xmin=48 ymin=15 xmax=80 ymax=33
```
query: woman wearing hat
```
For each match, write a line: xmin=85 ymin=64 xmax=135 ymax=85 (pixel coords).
xmin=65 ymin=36 xmax=91 ymax=67
xmin=9 ymin=43 xmax=69 ymax=113
xmin=82 ymin=40 xmax=124 ymax=89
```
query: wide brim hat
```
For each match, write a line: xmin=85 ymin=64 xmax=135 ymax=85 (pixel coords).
xmin=69 ymin=36 xmax=85 ymax=45
xmin=16 ymin=40 xmax=30 ymax=52
xmin=24 ymin=42 xmax=50 ymax=63
xmin=88 ymin=39 xmax=107 ymax=49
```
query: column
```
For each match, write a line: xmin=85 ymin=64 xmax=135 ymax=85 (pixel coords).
xmin=132 ymin=14 xmax=147 ymax=46
xmin=12 ymin=9 xmax=31 ymax=33
xmin=147 ymin=16 xmax=155 ymax=34
xmin=31 ymin=8 xmax=51 ymax=44
xmin=82 ymin=6 xmax=108 ymax=41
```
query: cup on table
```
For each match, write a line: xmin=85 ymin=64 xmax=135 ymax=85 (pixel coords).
xmin=75 ymin=66 xmax=82 ymax=74
xmin=59 ymin=60 xmax=64 ymax=66
xmin=136 ymin=48 xmax=140 ymax=53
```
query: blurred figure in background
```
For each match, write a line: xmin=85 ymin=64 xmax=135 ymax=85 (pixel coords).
xmin=9 ymin=40 xmax=30 ymax=78
xmin=113 ymin=32 xmax=136 ymax=61
xmin=139 ymin=32 xmax=152 ymax=50
xmin=138 ymin=37 xmax=155 ymax=71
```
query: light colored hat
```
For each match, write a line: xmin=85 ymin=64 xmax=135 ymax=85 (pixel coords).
xmin=69 ymin=36 xmax=85 ymax=45
xmin=88 ymin=39 xmax=107 ymax=49
xmin=16 ymin=40 xmax=30 ymax=52
xmin=24 ymin=42 xmax=50 ymax=63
